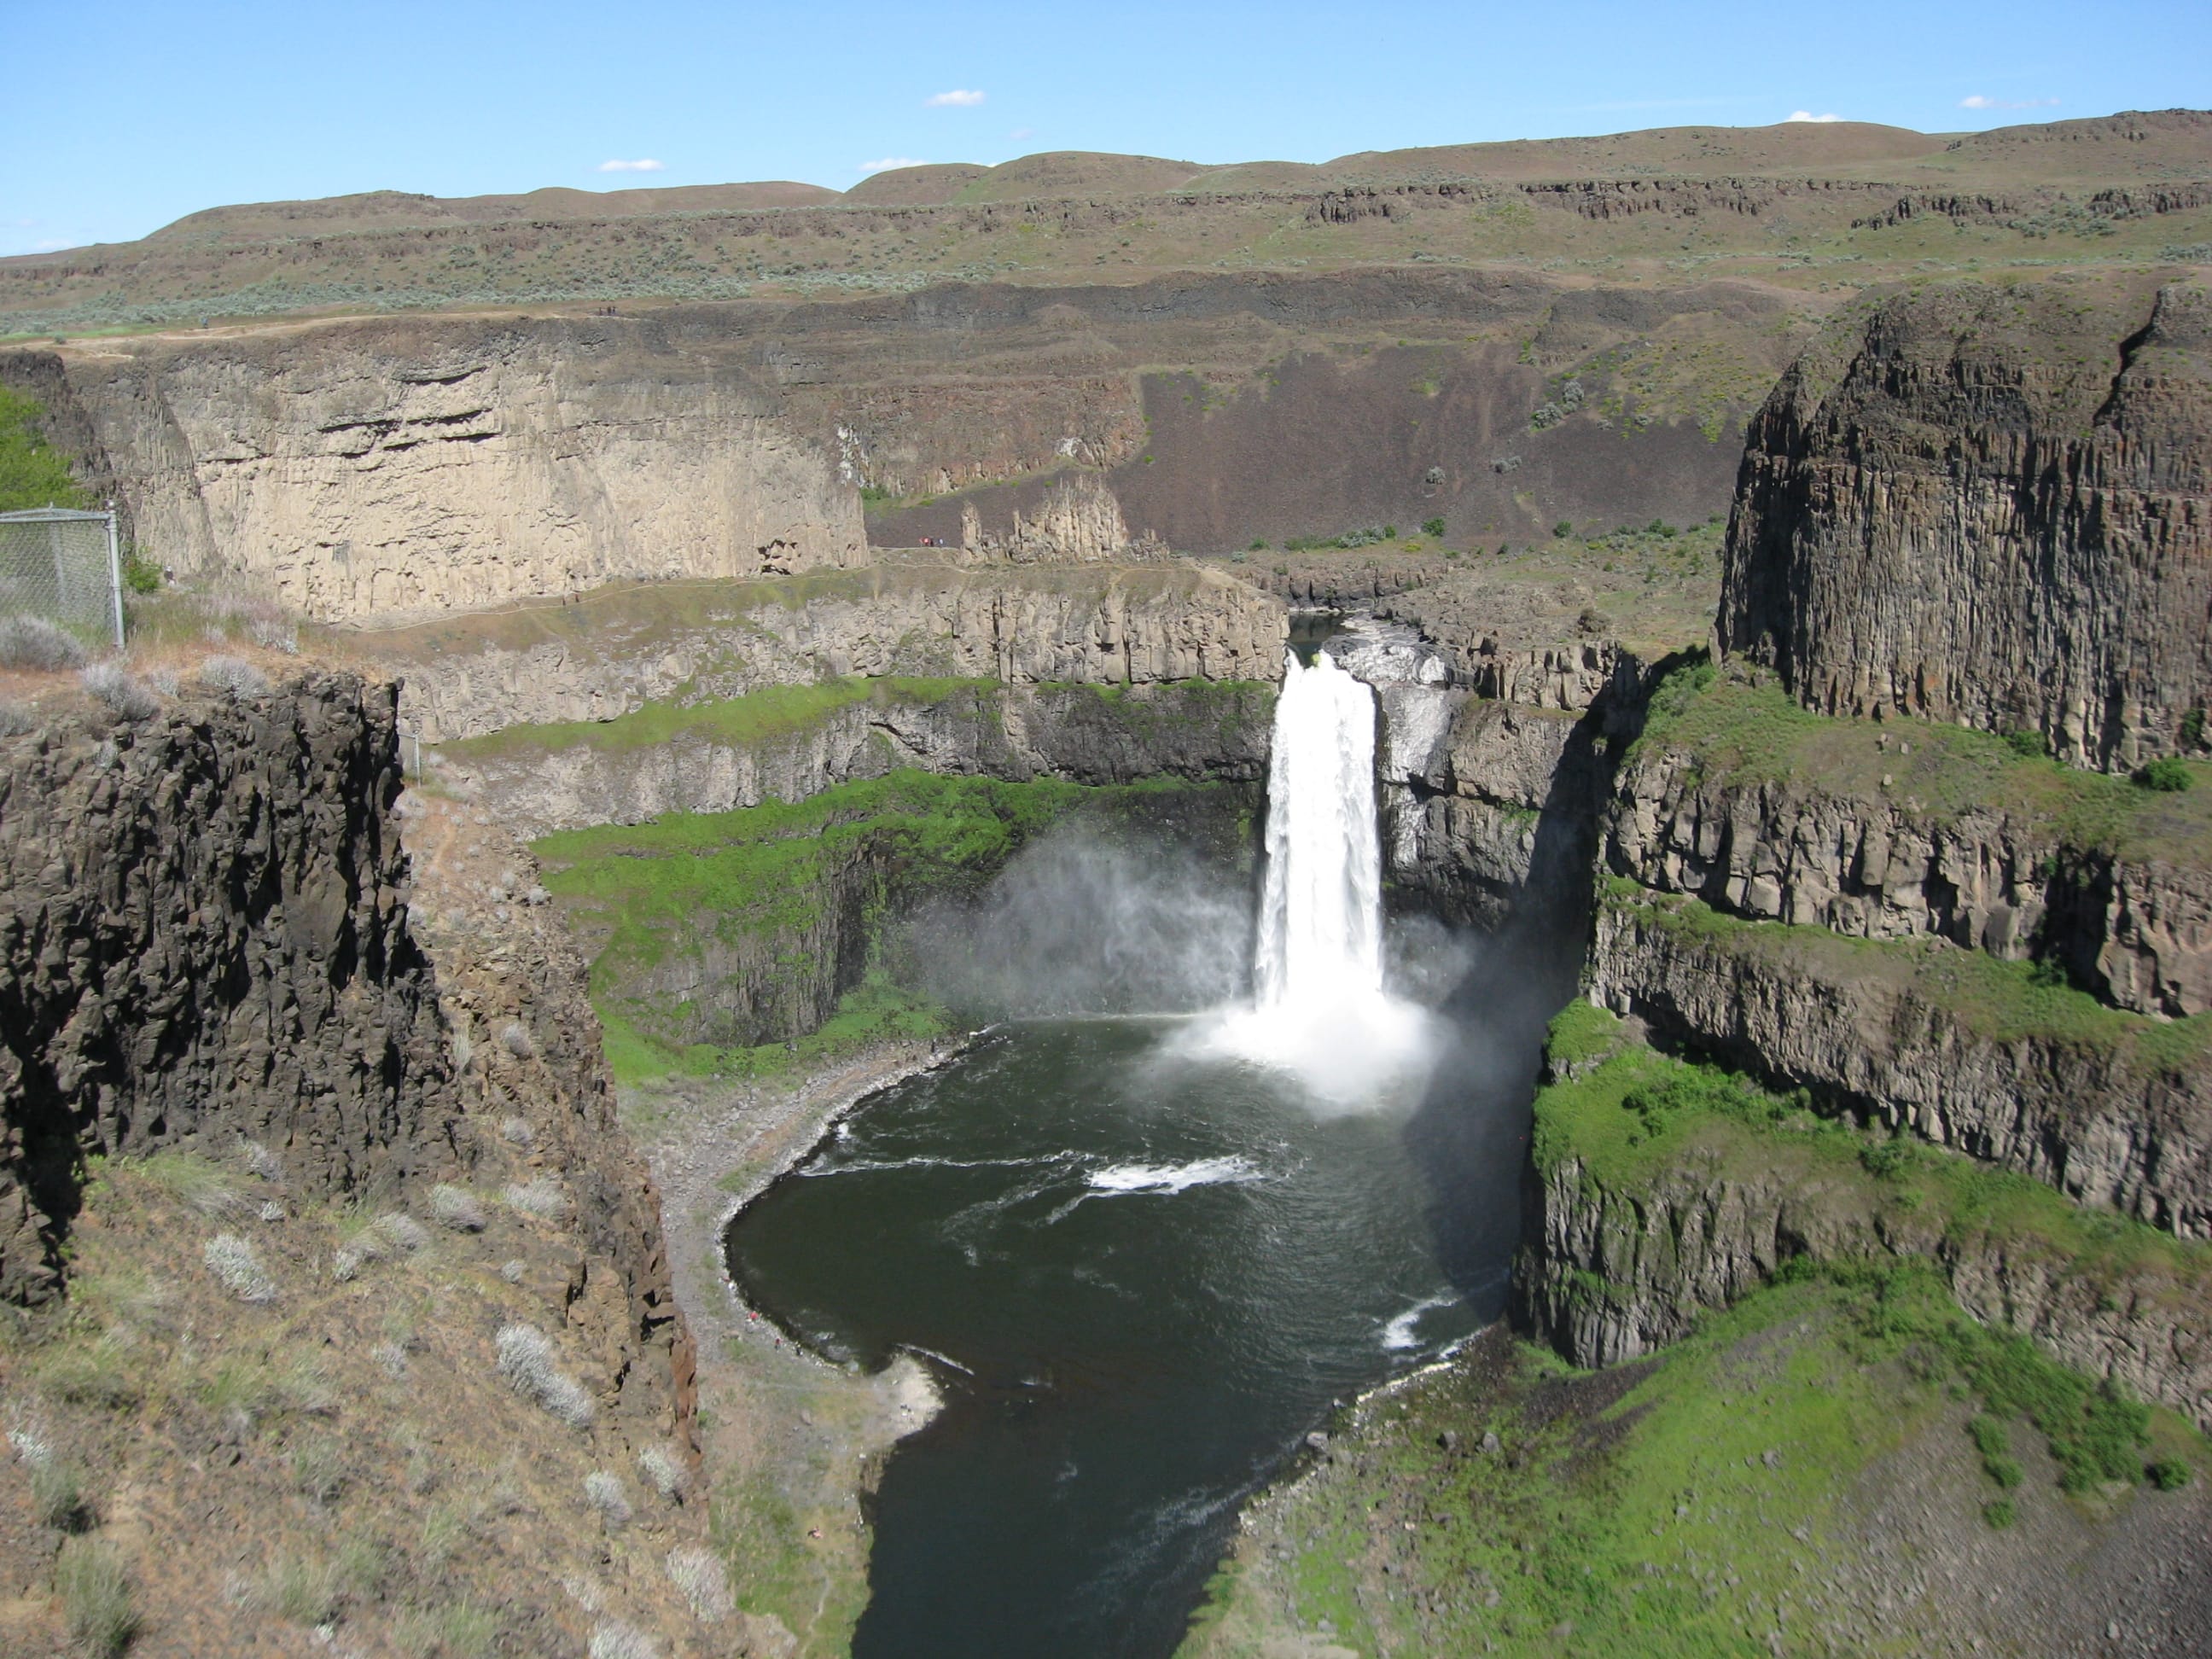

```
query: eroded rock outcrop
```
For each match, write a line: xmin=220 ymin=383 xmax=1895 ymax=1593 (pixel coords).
xmin=0 ymin=675 xmax=457 ymax=1298
xmin=1717 ymin=277 xmax=2212 ymax=768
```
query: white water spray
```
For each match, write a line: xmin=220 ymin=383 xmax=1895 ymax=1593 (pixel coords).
xmin=1175 ymin=649 xmax=1438 ymax=1108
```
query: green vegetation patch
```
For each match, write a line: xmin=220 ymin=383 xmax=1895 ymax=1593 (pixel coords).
xmin=538 ymin=769 xmax=1242 ymax=1082
xmin=1603 ymin=882 xmax=2212 ymax=1068
xmin=1531 ymin=1005 xmax=2210 ymax=1299
xmin=1182 ymin=1268 xmax=2209 ymax=1659
xmin=0 ymin=385 xmax=86 ymax=513
xmin=445 ymin=675 xmax=992 ymax=762
xmin=1632 ymin=664 xmax=2212 ymax=867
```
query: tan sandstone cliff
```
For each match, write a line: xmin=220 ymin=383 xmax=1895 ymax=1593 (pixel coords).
xmin=7 ymin=315 xmax=866 ymax=625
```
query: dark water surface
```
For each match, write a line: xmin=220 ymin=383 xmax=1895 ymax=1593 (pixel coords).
xmin=725 ymin=1009 xmax=1536 ymax=1658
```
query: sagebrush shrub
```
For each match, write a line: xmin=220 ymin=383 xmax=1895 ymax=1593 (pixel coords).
xmin=503 ymin=1179 xmax=568 ymax=1221
xmin=583 ymin=1470 xmax=631 ymax=1529
xmin=494 ymin=1324 xmax=594 ymax=1429
xmin=203 ymin=1233 xmax=276 ymax=1303
xmin=588 ymin=1620 xmax=658 ymax=1659
xmin=665 ymin=1545 xmax=733 ymax=1622
xmin=430 ymin=1185 xmax=486 ymax=1232
xmin=198 ymin=654 xmax=270 ymax=697
xmin=0 ymin=614 xmax=84 ymax=670
xmin=81 ymin=663 xmax=158 ymax=721
xmin=637 ymin=1445 xmax=686 ymax=1500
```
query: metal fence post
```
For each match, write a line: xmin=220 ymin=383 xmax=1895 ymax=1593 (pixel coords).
xmin=104 ymin=508 xmax=124 ymax=649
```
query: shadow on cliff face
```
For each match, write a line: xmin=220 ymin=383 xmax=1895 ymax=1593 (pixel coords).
xmin=1392 ymin=701 xmax=1613 ymax=1319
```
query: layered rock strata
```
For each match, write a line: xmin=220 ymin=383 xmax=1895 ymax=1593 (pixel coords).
xmin=1513 ymin=1084 xmax=2212 ymax=1429
xmin=360 ymin=562 xmax=1287 ymax=744
xmin=441 ymin=678 xmax=1275 ymax=838
xmin=1717 ymin=277 xmax=2212 ymax=768
xmin=1587 ymin=889 xmax=2212 ymax=1236
xmin=9 ymin=317 xmax=865 ymax=624
xmin=1605 ymin=742 xmax=2212 ymax=1017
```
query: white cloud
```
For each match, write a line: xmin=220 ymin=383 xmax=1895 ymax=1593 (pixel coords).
xmin=1959 ymin=94 xmax=2061 ymax=110
xmin=925 ymin=89 xmax=985 ymax=108
xmin=1784 ymin=110 xmax=1842 ymax=123
xmin=857 ymin=157 xmax=928 ymax=174
xmin=597 ymin=158 xmax=666 ymax=173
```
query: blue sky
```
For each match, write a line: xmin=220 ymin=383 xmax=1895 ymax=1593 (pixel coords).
xmin=6 ymin=0 xmax=2207 ymax=256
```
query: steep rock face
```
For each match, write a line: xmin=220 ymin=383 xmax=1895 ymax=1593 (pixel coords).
xmin=1514 ymin=1136 xmax=2212 ymax=1429
xmin=1604 ymin=746 xmax=2212 ymax=1016
xmin=0 ymin=676 xmax=456 ymax=1299
xmin=1717 ymin=277 xmax=2212 ymax=768
xmin=444 ymin=679 xmax=1276 ymax=837
xmin=1587 ymin=893 xmax=2212 ymax=1235
xmin=364 ymin=563 xmax=1287 ymax=743
xmin=1377 ymin=689 xmax=1607 ymax=927
xmin=12 ymin=316 xmax=865 ymax=624
xmin=958 ymin=470 xmax=1166 ymax=562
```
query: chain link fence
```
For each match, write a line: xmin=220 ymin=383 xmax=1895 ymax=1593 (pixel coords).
xmin=0 ymin=509 xmax=123 ymax=650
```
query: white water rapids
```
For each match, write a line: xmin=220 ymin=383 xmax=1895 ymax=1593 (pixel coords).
xmin=1174 ymin=648 xmax=1439 ymax=1108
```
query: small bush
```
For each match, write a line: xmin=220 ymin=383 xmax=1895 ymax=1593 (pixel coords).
xmin=80 ymin=664 xmax=158 ymax=722
xmin=203 ymin=1233 xmax=276 ymax=1303
xmin=498 ymin=1115 xmax=535 ymax=1147
xmin=503 ymin=1179 xmax=568 ymax=1221
xmin=494 ymin=1324 xmax=595 ymax=1429
xmin=2134 ymin=757 xmax=2192 ymax=793
xmin=289 ymin=1435 xmax=346 ymax=1504
xmin=2003 ymin=729 xmax=2048 ymax=759
xmin=1552 ymin=520 xmax=1572 ymax=538
xmin=36 ymin=1341 xmax=142 ymax=1412
xmin=1860 ymin=1138 xmax=1912 ymax=1179
xmin=584 ymin=1470 xmax=631 ymax=1530
xmin=0 ymin=614 xmax=85 ymax=671
xmin=637 ymin=1445 xmax=687 ymax=1500
xmin=589 ymin=1621 xmax=659 ymax=1659
xmin=264 ymin=1552 xmax=340 ymax=1625
xmin=371 ymin=1341 xmax=409 ymax=1381
xmin=393 ymin=1601 xmax=501 ymax=1659
xmin=498 ymin=1021 xmax=535 ymax=1060
xmin=0 ymin=698 xmax=34 ymax=736
xmin=141 ymin=1151 xmax=240 ymax=1216
xmin=666 ymin=1545 xmax=734 ymax=1622
xmin=2149 ymin=1457 xmax=2192 ymax=1491
xmin=196 ymin=655 xmax=269 ymax=698
xmin=377 ymin=1212 xmax=432 ymax=1253
xmin=119 ymin=552 xmax=160 ymax=595
xmin=247 ymin=614 xmax=298 ymax=655
xmin=55 ymin=1538 xmax=136 ymax=1656
xmin=1982 ymin=1498 xmax=2016 ymax=1529
xmin=1421 ymin=517 xmax=1447 ymax=538
xmin=32 ymin=1455 xmax=90 ymax=1531
xmin=429 ymin=1185 xmax=486 ymax=1232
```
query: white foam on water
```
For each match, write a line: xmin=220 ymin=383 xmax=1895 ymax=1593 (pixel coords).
xmin=1380 ymin=1293 xmax=1460 ymax=1352
xmin=1084 ymin=1156 xmax=1263 ymax=1195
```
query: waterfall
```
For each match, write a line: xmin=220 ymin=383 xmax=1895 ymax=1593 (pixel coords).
xmin=1254 ymin=650 xmax=1384 ymax=1009
xmin=1175 ymin=646 xmax=1436 ymax=1109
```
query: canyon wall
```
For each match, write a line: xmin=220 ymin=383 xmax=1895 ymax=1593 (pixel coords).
xmin=3 ymin=316 xmax=866 ymax=625
xmin=1717 ymin=276 xmax=2212 ymax=769
xmin=441 ymin=678 xmax=1276 ymax=837
xmin=358 ymin=561 xmax=1287 ymax=743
